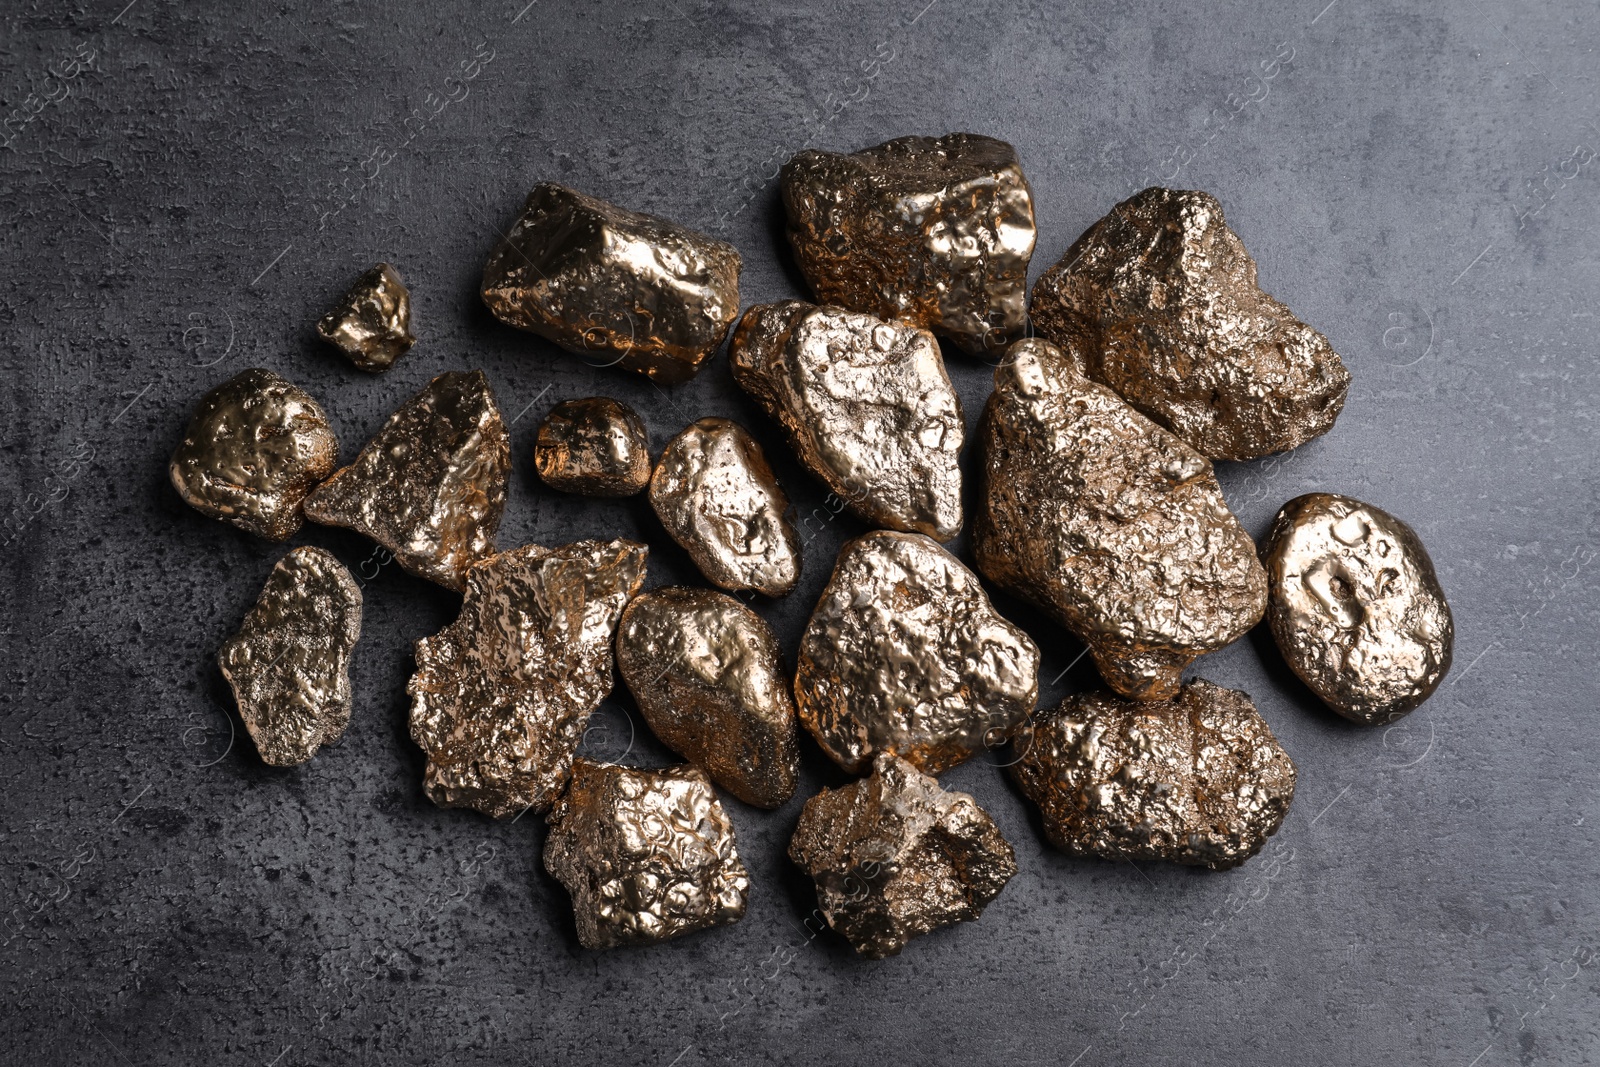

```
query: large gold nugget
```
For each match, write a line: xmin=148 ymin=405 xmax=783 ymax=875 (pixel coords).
xmin=1010 ymin=680 xmax=1296 ymax=871
xmin=782 ymin=133 xmax=1037 ymax=355
xmin=796 ymin=531 xmax=1039 ymax=774
xmin=788 ymin=753 xmax=1016 ymax=959
xmin=616 ymin=587 xmax=801 ymax=808
xmin=218 ymin=547 xmax=362 ymax=767
xmin=533 ymin=397 xmax=651 ymax=497
xmin=316 ymin=263 xmax=416 ymax=372
xmin=480 ymin=183 xmax=741 ymax=384
xmin=1263 ymin=493 xmax=1454 ymax=724
xmin=973 ymin=338 xmax=1265 ymax=700
xmin=169 ymin=368 xmax=338 ymax=541
xmin=544 ymin=759 xmax=749 ymax=949
xmin=407 ymin=539 xmax=646 ymax=819
xmin=649 ymin=418 xmax=802 ymax=597
xmin=1030 ymin=187 xmax=1351 ymax=461
xmin=730 ymin=301 xmax=964 ymax=541
xmin=303 ymin=370 xmax=509 ymax=591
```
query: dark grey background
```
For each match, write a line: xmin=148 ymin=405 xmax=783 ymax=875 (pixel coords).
xmin=2 ymin=0 xmax=1596 ymax=1063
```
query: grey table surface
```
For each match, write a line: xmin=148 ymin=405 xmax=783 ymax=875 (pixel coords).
xmin=2 ymin=0 xmax=1597 ymax=1063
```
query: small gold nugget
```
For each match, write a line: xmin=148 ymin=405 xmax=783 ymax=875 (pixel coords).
xmin=316 ymin=263 xmax=416 ymax=372
xmin=545 ymin=759 xmax=749 ymax=949
xmin=219 ymin=547 xmax=362 ymax=767
xmin=480 ymin=184 xmax=741 ymax=384
xmin=169 ymin=368 xmax=338 ymax=541
xmin=782 ymin=133 xmax=1037 ymax=355
xmin=616 ymin=586 xmax=801 ymax=809
xmin=1010 ymin=680 xmax=1297 ymax=870
xmin=789 ymin=753 xmax=1016 ymax=959
xmin=533 ymin=397 xmax=652 ymax=497
xmin=1263 ymin=493 xmax=1453 ymax=724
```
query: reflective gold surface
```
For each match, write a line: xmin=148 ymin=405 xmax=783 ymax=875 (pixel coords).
xmin=648 ymin=417 xmax=801 ymax=597
xmin=1030 ymin=187 xmax=1351 ymax=461
xmin=1010 ymin=679 xmax=1296 ymax=871
xmin=782 ymin=132 xmax=1036 ymax=355
xmin=218 ymin=546 xmax=362 ymax=767
xmin=1263 ymin=493 xmax=1453 ymax=724
xmin=303 ymin=370 xmax=509 ymax=591
xmin=973 ymin=338 xmax=1265 ymax=700
xmin=407 ymin=539 xmax=647 ymax=819
xmin=788 ymin=752 xmax=1016 ymax=959
xmin=616 ymin=587 xmax=800 ymax=809
xmin=534 ymin=396 xmax=651 ymax=497
xmin=729 ymin=300 xmax=964 ymax=541
xmin=169 ymin=367 xmax=338 ymax=541
xmin=544 ymin=758 xmax=749 ymax=949
xmin=796 ymin=530 xmax=1039 ymax=774
xmin=316 ymin=262 xmax=416 ymax=372
xmin=480 ymin=183 xmax=741 ymax=384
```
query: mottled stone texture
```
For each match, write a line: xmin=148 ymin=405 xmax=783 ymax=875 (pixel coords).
xmin=169 ymin=368 xmax=338 ymax=541
xmin=1010 ymin=680 xmax=1296 ymax=870
xmin=1030 ymin=187 xmax=1351 ymax=461
xmin=1263 ymin=493 xmax=1454 ymax=724
xmin=796 ymin=530 xmax=1039 ymax=774
xmin=533 ymin=396 xmax=652 ymax=497
xmin=480 ymin=183 xmax=742 ymax=383
xmin=303 ymin=370 xmax=509 ymax=591
xmin=218 ymin=546 xmax=362 ymax=766
xmin=407 ymin=539 xmax=648 ymax=819
xmin=544 ymin=759 xmax=749 ymax=949
xmin=616 ymin=587 xmax=800 ymax=808
xmin=316 ymin=262 xmax=416 ymax=372
xmin=730 ymin=300 xmax=964 ymax=541
xmin=973 ymin=338 xmax=1265 ymax=700
xmin=782 ymin=132 xmax=1037 ymax=355
xmin=789 ymin=753 xmax=1017 ymax=958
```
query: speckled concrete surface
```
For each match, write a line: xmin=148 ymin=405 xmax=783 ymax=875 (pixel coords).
xmin=2 ymin=1 xmax=1597 ymax=1064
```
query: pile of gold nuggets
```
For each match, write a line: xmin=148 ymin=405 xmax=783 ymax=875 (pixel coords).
xmin=173 ymin=134 xmax=1454 ymax=958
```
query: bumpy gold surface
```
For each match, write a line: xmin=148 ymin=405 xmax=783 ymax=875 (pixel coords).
xmin=973 ymin=338 xmax=1265 ymax=700
xmin=534 ymin=396 xmax=651 ymax=497
xmin=796 ymin=531 xmax=1039 ymax=774
xmin=1263 ymin=493 xmax=1453 ymax=724
xmin=729 ymin=301 xmax=964 ymax=541
xmin=407 ymin=539 xmax=647 ymax=819
xmin=781 ymin=133 xmax=1037 ymax=356
xmin=218 ymin=546 xmax=362 ymax=767
xmin=316 ymin=262 xmax=416 ymax=372
xmin=169 ymin=368 xmax=338 ymax=541
xmin=1010 ymin=680 xmax=1296 ymax=871
xmin=480 ymin=183 xmax=741 ymax=384
xmin=1030 ymin=187 xmax=1351 ymax=461
xmin=544 ymin=759 xmax=749 ymax=949
xmin=303 ymin=370 xmax=509 ymax=591
xmin=616 ymin=587 xmax=800 ymax=809
xmin=788 ymin=753 xmax=1016 ymax=959
xmin=649 ymin=417 xmax=801 ymax=597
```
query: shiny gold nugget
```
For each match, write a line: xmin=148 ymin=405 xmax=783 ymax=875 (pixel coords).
xmin=782 ymin=132 xmax=1037 ymax=355
xmin=796 ymin=530 xmax=1039 ymax=774
xmin=304 ymin=370 xmax=509 ymax=591
xmin=973 ymin=338 xmax=1265 ymax=701
xmin=1010 ymin=680 xmax=1296 ymax=871
xmin=789 ymin=753 xmax=1016 ymax=959
xmin=480 ymin=183 xmax=741 ymax=384
xmin=544 ymin=759 xmax=749 ymax=949
xmin=616 ymin=586 xmax=800 ymax=809
xmin=408 ymin=539 xmax=647 ymax=818
xmin=649 ymin=417 xmax=801 ymax=597
xmin=534 ymin=396 xmax=651 ymax=497
xmin=1263 ymin=493 xmax=1453 ymax=724
xmin=218 ymin=546 xmax=362 ymax=767
xmin=730 ymin=301 xmax=964 ymax=541
xmin=1031 ymin=187 xmax=1350 ymax=461
xmin=316 ymin=262 xmax=416 ymax=372
xmin=169 ymin=368 xmax=338 ymax=541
